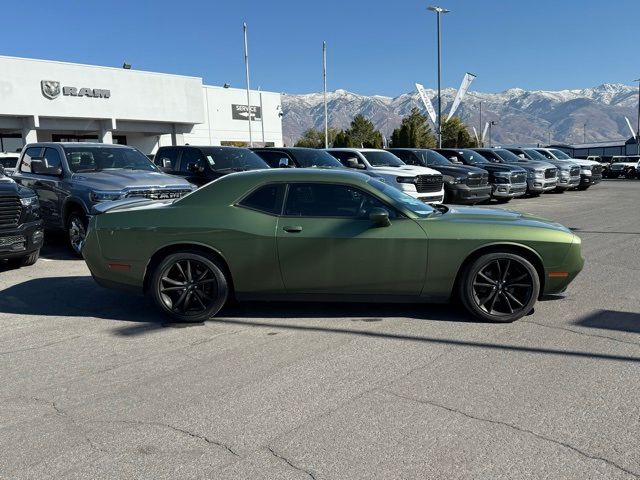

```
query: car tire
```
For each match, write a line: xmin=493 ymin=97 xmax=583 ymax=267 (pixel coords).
xmin=150 ymin=251 xmax=229 ymax=323
xmin=494 ymin=197 xmax=511 ymax=204
xmin=458 ymin=252 xmax=540 ymax=323
xmin=577 ymin=185 xmax=589 ymax=191
xmin=626 ymin=169 xmax=636 ymax=179
xmin=67 ymin=211 xmax=87 ymax=257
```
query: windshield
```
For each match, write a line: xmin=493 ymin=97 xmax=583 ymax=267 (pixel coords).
xmin=65 ymin=146 xmax=157 ymax=173
xmin=458 ymin=150 xmax=488 ymax=165
xmin=368 ymin=178 xmax=434 ymax=218
xmin=361 ymin=151 xmax=405 ymax=167
xmin=201 ymin=147 xmax=267 ymax=171
xmin=493 ymin=149 xmax=523 ymax=163
xmin=549 ymin=149 xmax=571 ymax=160
xmin=522 ymin=149 xmax=550 ymax=161
xmin=416 ymin=150 xmax=451 ymax=167
xmin=291 ymin=149 xmax=343 ymax=168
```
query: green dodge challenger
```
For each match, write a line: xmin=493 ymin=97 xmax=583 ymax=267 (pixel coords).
xmin=83 ymin=169 xmax=583 ymax=323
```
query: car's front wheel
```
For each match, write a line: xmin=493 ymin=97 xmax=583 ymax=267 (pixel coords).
xmin=67 ymin=211 xmax=87 ymax=257
xmin=459 ymin=252 xmax=540 ymax=323
xmin=150 ymin=251 xmax=229 ymax=322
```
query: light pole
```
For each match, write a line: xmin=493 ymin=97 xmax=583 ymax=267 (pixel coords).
xmin=428 ymin=5 xmax=450 ymax=148
xmin=243 ymin=22 xmax=253 ymax=147
xmin=634 ymin=78 xmax=640 ymax=155
xmin=583 ymin=123 xmax=586 ymax=144
xmin=323 ymin=41 xmax=329 ymax=148
xmin=479 ymin=101 xmax=482 ymax=147
xmin=488 ymin=120 xmax=496 ymax=147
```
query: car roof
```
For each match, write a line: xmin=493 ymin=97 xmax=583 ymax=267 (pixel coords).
xmin=26 ymin=142 xmax=134 ymax=149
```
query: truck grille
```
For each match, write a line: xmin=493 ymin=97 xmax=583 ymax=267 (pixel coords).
xmin=415 ymin=174 xmax=443 ymax=193
xmin=0 ymin=195 xmax=21 ymax=228
xmin=511 ymin=172 xmax=526 ymax=184
xmin=545 ymin=168 xmax=557 ymax=179
xmin=466 ymin=173 xmax=489 ymax=187
xmin=570 ymin=166 xmax=580 ymax=177
xmin=592 ymin=165 xmax=603 ymax=175
xmin=125 ymin=188 xmax=193 ymax=200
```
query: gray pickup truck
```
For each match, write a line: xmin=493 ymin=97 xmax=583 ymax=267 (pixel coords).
xmin=13 ymin=143 xmax=195 ymax=255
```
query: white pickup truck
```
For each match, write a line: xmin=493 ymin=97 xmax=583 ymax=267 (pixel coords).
xmin=326 ymin=148 xmax=445 ymax=204
xmin=605 ymin=156 xmax=639 ymax=179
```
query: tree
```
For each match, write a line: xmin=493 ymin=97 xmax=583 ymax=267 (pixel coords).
xmin=332 ymin=115 xmax=383 ymax=148
xmin=294 ymin=128 xmax=339 ymax=148
xmin=390 ymin=107 xmax=437 ymax=148
xmin=441 ymin=117 xmax=478 ymax=148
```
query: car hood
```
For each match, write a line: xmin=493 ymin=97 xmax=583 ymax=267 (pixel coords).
xmin=371 ymin=165 xmax=441 ymax=176
xmin=506 ymin=160 xmax=550 ymax=172
xmin=432 ymin=206 xmax=572 ymax=233
xmin=429 ymin=164 xmax=486 ymax=177
xmin=70 ymin=170 xmax=193 ymax=190
xmin=477 ymin=163 xmax=526 ymax=173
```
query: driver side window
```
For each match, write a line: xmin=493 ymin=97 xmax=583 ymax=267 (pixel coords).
xmin=179 ymin=148 xmax=204 ymax=173
xmin=284 ymin=183 xmax=396 ymax=218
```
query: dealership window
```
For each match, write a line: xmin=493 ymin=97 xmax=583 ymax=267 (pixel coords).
xmin=51 ymin=134 xmax=127 ymax=144
xmin=0 ymin=134 xmax=23 ymax=153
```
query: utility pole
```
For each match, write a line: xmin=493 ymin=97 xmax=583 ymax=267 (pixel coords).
xmin=583 ymin=123 xmax=586 ymax=144
xmin=428 ymin=6 xmax=450 ymax=148
xmin=243 ymin=22 xmax=253 ymax=147
xmin=479 ymin=101 xmax=482 ymax=147
xmin=258 ymin=87 xmax=265 ymax=146
xmin=488 ymin=120 xmax=496 ymax=147
xmin=323 ymin=41 xmax=328 ymax=148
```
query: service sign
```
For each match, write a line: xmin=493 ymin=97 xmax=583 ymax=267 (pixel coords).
xmin=232 ymin=104 xmax=261 ymax=121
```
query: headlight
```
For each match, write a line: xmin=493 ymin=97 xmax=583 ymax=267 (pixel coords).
xmin=446 ymin=176 xmax=466 ymax=184
xmin=20 ymin=196 xmax=39 ymax=207
xmin=534 ymin=170 xmax=545 ymax=179
xmin=90 ymin=190 xmax=124 ymax=202
xmin=396 ymin=176 xmax=416 ymax=184
xmin=581 ymin=168 xmax=592 ymax=176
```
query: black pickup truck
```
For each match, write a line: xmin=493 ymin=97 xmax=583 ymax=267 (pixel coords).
xmin=0 ymin=165 xmax=43 ymax=267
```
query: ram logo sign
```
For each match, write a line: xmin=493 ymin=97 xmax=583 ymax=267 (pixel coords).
xmin=41 ymin=80 xmax=111 ymax=100
xmin=41 ymin=80 xmax=61 ymax=100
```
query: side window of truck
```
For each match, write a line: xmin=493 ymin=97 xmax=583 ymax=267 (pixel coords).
xmin=19 ymin=147 xmax=43 ymax=173
xmin=155 ymin=148 xmax=179 ymax=170
xmin=43 ymin=148 xmax=63 ymax=172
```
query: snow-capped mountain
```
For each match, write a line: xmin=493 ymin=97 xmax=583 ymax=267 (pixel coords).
xmin=281 ymin=84 xmax=639 ymax=146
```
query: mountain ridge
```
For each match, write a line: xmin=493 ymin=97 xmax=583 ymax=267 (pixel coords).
xmin=281 ymin=83 xmax=638 ymax=146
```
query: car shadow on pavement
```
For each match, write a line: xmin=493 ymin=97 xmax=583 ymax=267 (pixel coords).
xmin=40 ymin=232 xmax=83 ymax=261
xmin=573 ymin=309 xmax=640 ymax=334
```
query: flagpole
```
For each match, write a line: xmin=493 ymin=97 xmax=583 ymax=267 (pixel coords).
xmin=243 ymin=22 xmax=253 ymax=147
xmin=323 ymin=41 xmax=328 ymax=148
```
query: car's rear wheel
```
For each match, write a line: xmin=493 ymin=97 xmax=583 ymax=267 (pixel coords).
xmin=67 ymin=211 xmax=87 ymax=257
xmin=459 ymin=252 xmax=540 ymax=323
xmin=150 ymin=251 xmax=228 ymax=322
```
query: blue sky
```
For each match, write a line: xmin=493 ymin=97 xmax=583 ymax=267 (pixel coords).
xmin=1 ymin=0 xmax=637 ymax=96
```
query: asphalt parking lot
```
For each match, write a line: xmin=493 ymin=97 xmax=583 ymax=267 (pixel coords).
xmin=1 ymin=180 xmax=639 ymax=480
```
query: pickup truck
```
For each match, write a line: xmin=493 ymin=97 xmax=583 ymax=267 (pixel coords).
xmin=605 ymin=156 xmax=639 ymax=179
xmin=154 ymin=145 xmax=268 ymax=187
xmin=387 ymin=148 xmax=491 ymax=204
xmin=326 ymin=148 xmax=445 ymax=204
xmin=0 ymin=166 xmax=43 ymax=267
xmin=534 ymin=148 xmax=602 ymax=190
xmin=13 ymin=143 xmax=195 ymax=255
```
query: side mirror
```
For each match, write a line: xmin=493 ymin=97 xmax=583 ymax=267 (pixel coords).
xmin=278 ymin=157 xmax=290 ymax=168
xmin=162 ymin=158 xmax=172 ymax=169
xmin=369 ymin=207 xmax=391 ymax=227
xmin=345 ymin=157 xmax=364 ymax=169
xmin=0 ymin=165 xmax=5 ymax=176
xmin=31 ymin=158 xmax=62 ymax=176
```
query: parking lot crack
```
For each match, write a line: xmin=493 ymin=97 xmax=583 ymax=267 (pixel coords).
xmin=520 ymin=320 xmax=640 ymax=348
xmin=384 ymin=390 xmax=639 ymax=479
xmin=267 ymin=446 xmax=317 ymax=479
xmin=0 ymin=335 xmax=82 ymax=356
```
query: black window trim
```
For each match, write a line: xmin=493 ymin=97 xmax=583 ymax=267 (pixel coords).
xmin=280 ymin=181 xmax=404 ymax=220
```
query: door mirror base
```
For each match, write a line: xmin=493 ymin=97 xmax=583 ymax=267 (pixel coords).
xmin=369 ymin=207 xmax=391 ymax=227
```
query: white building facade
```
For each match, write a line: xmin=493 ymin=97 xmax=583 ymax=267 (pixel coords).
xmin=0 ymin=55 xmax=283 ymax=154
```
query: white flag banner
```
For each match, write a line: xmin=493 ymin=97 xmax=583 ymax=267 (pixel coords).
xmin=447 ymin=72 xmax=476 ymax=120
xmin=481 ymin=121 xmax=490 ymax=143
xmin=472 ymin=126 xmax=479 ymax=144
xmin=624 ymin=116 xmax=636 ymax=138
xmin=415 ymin=83 xmax=437 ymax=124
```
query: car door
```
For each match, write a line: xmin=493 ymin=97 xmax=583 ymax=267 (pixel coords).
xmin=178 ymin=148 xmax=212 ymax=186
xmin=15 ymin=146 xmax=65 ymax=228
xmin=276 ymin=182 xmax=428 ymax=295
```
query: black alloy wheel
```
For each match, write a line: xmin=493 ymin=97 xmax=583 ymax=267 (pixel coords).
xmin=151 ymin=251 xmax=228 ymax=322
xmin=67 ymin=212 xmax=87 ymax=257
xmin=459 ymin=252 xmax=540 ymax=323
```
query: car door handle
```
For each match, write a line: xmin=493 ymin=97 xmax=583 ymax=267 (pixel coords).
xmin=283 ymin=226 xmax=303 ymax=233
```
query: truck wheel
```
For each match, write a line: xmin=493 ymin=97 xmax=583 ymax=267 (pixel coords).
xmin=150 ymin=251 xmax=229 ymax=323
xmin=458 ymin=252 xmax=540 ymax=323
xmin=626 ymin=169 xmax=636 ymax=179
xmin=67 ymin=211 xmax=87 ymax=257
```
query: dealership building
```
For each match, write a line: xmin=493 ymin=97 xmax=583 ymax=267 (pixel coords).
xmin=0 ymin=55 xmax=283 ymax=154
